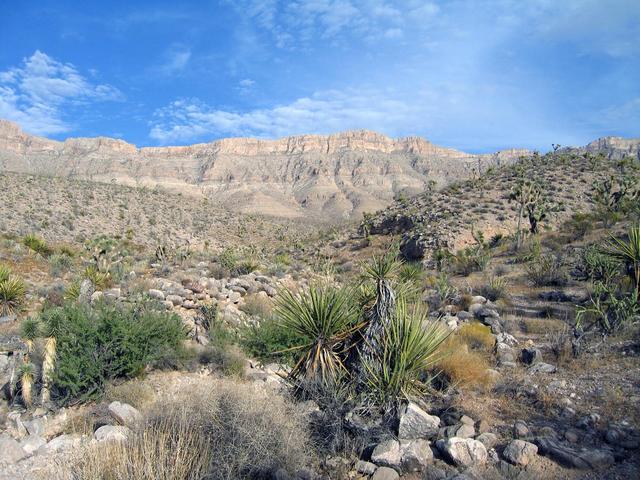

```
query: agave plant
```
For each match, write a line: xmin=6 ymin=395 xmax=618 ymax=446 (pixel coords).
xmin=361 ymin=300 xmax=449 ymax=410
xmin=606 ymin=224 xmax=640 ymax=297
xmin=0 ymin=277 xmax=26 ymax=316
xmin=19 ymin=362 xmax=36 ymax=408
xmin=275 ymin=285 xmax=362 ymax=381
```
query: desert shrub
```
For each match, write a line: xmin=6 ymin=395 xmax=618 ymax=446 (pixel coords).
xmin=0 ymin=276 xmax=26 ymax=316
xmin=480 ymin=276 xmax=508 ymax=301
xmin=240 ymin=315 xmax=306 ymax=365
xmin=49 ymin=253 xmax=73 ymax=276
xmin=565 ymin=212 xmax=594 ymax=240
xmin=45 ymin=301 xmax=187 ymax=404
xmin=456 ymin=322 xmax=495 ymax=352
xmin=399 ymin=262 xmax=424 ymax=284
xmin=82 ymin=265 xmax=111 ymax=289
xmin=526 ymin=253 xmax=568 ymax=286
xmin=581 ymin=245 xmax=620 ymax=284
xmin=104 ymin=380 xmax=156 ymax=410
xmin=427 ymin=273 xmax=459 ymax=309
xmin=57 ymin=381 xmax=311 ymax=480
xmin=239 ymin=293 xmax=273 ymax=318
xmin=450 ymin=246 xmax=489 ymax=276
xmin=198 ymin=344 xmax=246 ymax=377
xmin=23 ymin=233 xmax=51 ymax=256
xmin=576 ymin=282 xmax=639 ymax=334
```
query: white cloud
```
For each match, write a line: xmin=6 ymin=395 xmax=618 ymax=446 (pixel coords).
xmin=158 ymin=46 xmax=192 ymax=75
xmin=149 ymin=89 xmax=420 ymax=144
xmin=0 ymin=51 xmax=123 ymax=135
xmin=239 ymin=79 xmax=255 ymax=87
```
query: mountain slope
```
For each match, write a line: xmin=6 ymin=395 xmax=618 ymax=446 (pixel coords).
xmin=0 ymin=120 xmax=528 ymax=220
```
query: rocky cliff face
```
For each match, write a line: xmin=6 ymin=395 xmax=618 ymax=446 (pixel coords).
xmin=0 ymin=120 xmax=532 ymax=219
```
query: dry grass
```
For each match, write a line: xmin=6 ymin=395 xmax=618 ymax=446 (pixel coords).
xmin=522 ymin=318 xmax=567 ymax=334
xmin=456 ymin=321 xmax=495 ymax=352
xmin=53 ymin=380 xmax=312 ymax=480
xmin=238 ymin=293 xmax=273 ymax=318
xmin=104 ymin=379 xmax=156 ymax=410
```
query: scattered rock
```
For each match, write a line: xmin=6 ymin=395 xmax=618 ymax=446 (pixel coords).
xmin=400 ymin=438 xmax=433 ymax=472
xmin=94 ymin=425 xmax=131 ymax=442
xmin=535 ymin=437 xmax=615 ymax=469
xmin=476 ymin=432 xmax=498 ymax=450
xmin=436 ymin=437 xmax=488 ymax=467
xmin=502 ymin=439 xmax=538 ymax=466
xmin=355 ymin=460 xmax=377 ymax=475
xmin=514 ymin=421 xmax=530 ymax=438
xmin=371 ymin=466 xmax=399 ymax=480
xmin=521 ymin=347 xmax=543 ymax=365
xmin=371 ymin=439 xmax=402 ymax=470
xmin=0 ymin=433 xmax=27 ymax=464
xmin=528 ymin=363 xmax=557 ymax=374
xmin=20 ymin=434 xmax=46 ymax=455
xmin=147 ymin=289 xmax=165 ymax=300
xmin=108 ymin=401 xmax=142 ymax=426
xmin=398 ymin=402 xmax=440 ymax=439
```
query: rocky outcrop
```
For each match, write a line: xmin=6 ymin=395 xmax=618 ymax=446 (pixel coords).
xmin=0 ymin=120 xmax=528 ymax=219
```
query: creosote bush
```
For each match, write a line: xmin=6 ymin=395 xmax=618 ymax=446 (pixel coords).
xmin=44 ymin=301 xmax=187 ymax=404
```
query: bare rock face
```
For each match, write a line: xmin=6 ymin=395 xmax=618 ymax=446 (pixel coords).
xmin=0 ymin=120 xmax=528 ymax=219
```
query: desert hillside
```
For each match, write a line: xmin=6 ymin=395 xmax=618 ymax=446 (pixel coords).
xmin=0 ymin=119 xmax=530 ymax=220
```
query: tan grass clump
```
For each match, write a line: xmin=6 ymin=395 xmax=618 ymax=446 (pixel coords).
xmin=53 ymin=379 xmax=312 ymax=480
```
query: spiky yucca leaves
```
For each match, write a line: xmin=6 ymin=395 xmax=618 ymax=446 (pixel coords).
xmin=20 ymin=317 xmax=40 ymax=357
xmin=606 ymin=224 xmax=640 ymax=297
xmin=0 ymin=277 xmax=26 ymax=316
xmin=361 ymin=300 xmax=449 ymax=411
xmin=357 ymin=250 xmax=402 ymax=382
xmin=19 ymin=362 xmax=36 ymax=408
xmin=0 ymin=264 xmax=10 ymax=282
xmin=40 ymin=308 xmax=65 ymax=404
xmin=275 ymin=286 xmax=362 ymax=382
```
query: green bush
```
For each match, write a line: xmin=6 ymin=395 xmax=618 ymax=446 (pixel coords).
xmin=23 ymin=234 xmax=51 ymax=256
xmin=46 ymin=301 xmax=187 ymax=404
xmin=480 ymin=276 xmax=508 ymax=301
xmin=240 ymin=315 xmax=307 ymax=365
xmin=526 ymin=253 xmax=568 ymax=286
xmin=0 ymin=276 xmax=26 ymax=316
xmin=49 ymin=253 xmax=74 ymax=276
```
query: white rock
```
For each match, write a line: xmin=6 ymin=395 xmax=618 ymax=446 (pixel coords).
xmin=108 ymin=401 xmax=142 ymax=426
xmin=436 ymin=437 xmax=488 ymax=467
xmin=94 ymin=425 xmax=131 ymax=442
xmin=398 ymin=402 xmax=440 ymax=439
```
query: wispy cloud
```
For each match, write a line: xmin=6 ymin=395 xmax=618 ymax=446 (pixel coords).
xmin=158 ymin=45 xmax=192 ymax=75
xmin=149 ymin=89 xmax=419 ymax=144
xmin=0 ymin=51 xmax=122 ymax=135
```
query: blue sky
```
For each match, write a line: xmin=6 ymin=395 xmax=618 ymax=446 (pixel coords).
xmin=0 ymin=0 xmax=638 ymax=152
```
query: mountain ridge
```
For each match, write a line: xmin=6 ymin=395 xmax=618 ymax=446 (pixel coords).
xmin=1 ymin=119 xmax=637 ymax=220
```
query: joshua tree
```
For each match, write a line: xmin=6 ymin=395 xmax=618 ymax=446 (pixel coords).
xmin=509 ymin=179 xmax=548 ymax=249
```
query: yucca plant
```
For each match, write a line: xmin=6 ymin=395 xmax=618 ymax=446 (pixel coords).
xmin=19 ymin=362 xmax=36 ymax=408
xmin=23 ymin=233 xmax=51 ymax=256
xmin=40 ymin=308 xmax=65 ymax=404
xmin=0 ymin=264 xmax=11 ymax=282
xmin=275 ymin=285 xmax=362 ymax=381
xmin=605 ymin=224 xmax=640 ymax=297
xmin=20 ymin=317 xmax=40 ymax=358
xmin=361 ymin=300 xmax=449 ymax=411
xmin=0 ymin=277 xmax=26 ymax=316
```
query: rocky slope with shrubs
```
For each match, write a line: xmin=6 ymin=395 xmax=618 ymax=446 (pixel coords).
xmin=0 ymin=140 xmax=639 ymax=480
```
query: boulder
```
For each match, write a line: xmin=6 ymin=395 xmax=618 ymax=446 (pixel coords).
xmin=166 ymin=294 xmax=183 ymax=306
xmin=476 ymin=432 xmax=498 ymax=450
xmin=442 ymin=423 xmax=475 ymax=439
xmin=371 ymin=439 xmax=402 ymax=470
xmin=0 ymin=433 xmax=27 ymax=464
xmin=148 ymin=289 xmax=165 ymax=300
xmin=39 ymin=434 xmax=82 ymax=453
xmin=20 ymin=434 xmax=46 ymax=455
xmin=528 ymin=363 xmax=557 ymax=374
xmin=355 ymin=460 xmax=377 ymax=475
xmin=108 ymin=401 xmax=142 ymax=426
xmin=398 ymin=402 xmax=440 ymax=439
xmin=502 ymin=439 xmax=538 ymax=466
xmin=521 ymin=348 xmax=543 ymax=365
xmin=514 ymin=420 xmax=530 ymax=438
xmin=372 ymin=466 xmax=399 ymax=480
xmin=436 ymin=437 xmax=487 ymax=468
xmin=94 ymin=425 xmax=131 ymax=442
xmin=535 ymin=437 xmax=615 ymax=469
xmin=400 ymin=438 xmax=433 ymax=472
